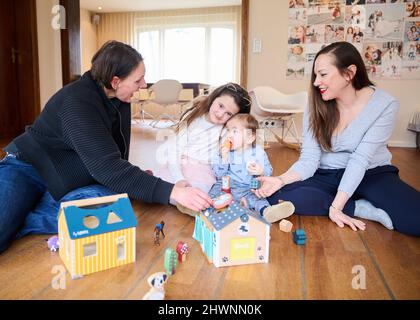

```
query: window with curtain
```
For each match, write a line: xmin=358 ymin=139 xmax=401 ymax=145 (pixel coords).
xmin=130 ymin=6 xmax=241 ymax=85
xmin=137 ymin=26 xmax=235 ymax=84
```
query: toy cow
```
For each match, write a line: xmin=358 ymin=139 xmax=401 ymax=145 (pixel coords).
xmin=176 ymin=241 xmax=189 ymax=262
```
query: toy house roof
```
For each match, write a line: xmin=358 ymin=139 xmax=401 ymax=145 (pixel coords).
xmin=206 ymin=201 xmax=270 ymax=231
xmin=62 ymin=197 xmax=137 ymax=240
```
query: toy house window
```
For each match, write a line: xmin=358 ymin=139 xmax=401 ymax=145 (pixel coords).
xmin=83 ymin=242 xmax=97 ymax=257
xmin=116 ymin=236 xmax=126 ymax=261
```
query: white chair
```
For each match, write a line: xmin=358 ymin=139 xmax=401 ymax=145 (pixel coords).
xmin=131 ymin=89 xmax=153 ymax=123
xmin=249 ymin=86 xmax=307 ymax=150
xmin=134 ymin=79 xmax=184 ymax=128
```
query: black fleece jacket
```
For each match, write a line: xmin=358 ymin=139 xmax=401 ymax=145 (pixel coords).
xmin=6 ymin=71 xmax=174 ymax=203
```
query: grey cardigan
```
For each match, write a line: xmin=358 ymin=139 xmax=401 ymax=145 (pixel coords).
xmin=289 ymin=87 xmax=399 ymax=197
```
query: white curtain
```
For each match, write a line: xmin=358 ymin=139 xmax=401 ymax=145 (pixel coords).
xmin=97 ymin=12 xmax=136 ymax=46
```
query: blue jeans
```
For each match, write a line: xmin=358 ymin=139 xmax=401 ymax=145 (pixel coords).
xmin=0 ymin=155 xmax=116 ymax=253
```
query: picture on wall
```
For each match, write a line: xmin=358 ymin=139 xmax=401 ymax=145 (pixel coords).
xmin=287 ymin=0 xmax=420 ymax=79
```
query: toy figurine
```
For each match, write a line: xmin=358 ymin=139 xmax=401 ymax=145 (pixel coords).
xmin=142 ymin=272 xmax=168 ymax=300
xmin=154 ymin=221 xmax=165 ymax=245
xmin=176 ymin=241 xmax=189 ymax=262
xmin=221 ymin=139 xmax=232 ymax=194
xmin=221 ymin=176 xmax=231 ymax=194
xmin=47 ymin=235 xmax=59 ymax=252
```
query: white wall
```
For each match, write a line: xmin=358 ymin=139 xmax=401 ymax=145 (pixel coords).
xmin=34 ymin=0 xmax=420 ymax=147
xmin=80 ymin=8 xmax=98 ymax=74
xmin=36 ymin=0 xmax=63 ymax=109
xmin=247 ymin=0 xmax=419 ymax=147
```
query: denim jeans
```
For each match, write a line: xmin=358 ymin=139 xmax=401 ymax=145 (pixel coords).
xmin=0 ymin=154 xmax=116 ymax=253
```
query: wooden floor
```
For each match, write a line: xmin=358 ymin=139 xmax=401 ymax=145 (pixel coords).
xmin=0 ymin=125 xmax=419 ymax=300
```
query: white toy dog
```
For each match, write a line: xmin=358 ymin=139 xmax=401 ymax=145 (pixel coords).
xmin=142 ymin=272 xmax=168 ymax=300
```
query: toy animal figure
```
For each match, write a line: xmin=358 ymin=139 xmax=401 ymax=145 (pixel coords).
xmin=47 ymin=235 xmax=59 ymax=252
xmin=142 ymin=272 xmax=168 ymax=300
xmin=154 ymin=221 xmax=165 ymax=245
xmin=176 ymin=241 xmax=189 ymax=262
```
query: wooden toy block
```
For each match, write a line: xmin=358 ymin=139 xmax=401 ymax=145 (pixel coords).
xmin=292 ymin=228 xmax=307 ymax=245
xmin=249 ymin=177 xmax=260 ymax=189
xmin=164 ymin=247 xmax=178 ymax=275
xmin=279 ymin=219 xmax=293 ymax=233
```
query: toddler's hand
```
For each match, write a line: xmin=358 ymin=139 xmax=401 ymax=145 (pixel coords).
xmin=247 ymin=161 xmax=263 ymax=176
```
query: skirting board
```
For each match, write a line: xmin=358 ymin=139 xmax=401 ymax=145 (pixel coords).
xmin=387 ymin=140 xmax=417 ymax=148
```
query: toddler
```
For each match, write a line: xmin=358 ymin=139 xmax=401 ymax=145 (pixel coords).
xmin=209 ymin=114 xmax=295 ymax=223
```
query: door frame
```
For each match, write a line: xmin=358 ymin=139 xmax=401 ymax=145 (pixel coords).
xmin=240 ymin=0 xmax=249 ymax=89
xmin=25 ymin=0 xmax=41 ymax=126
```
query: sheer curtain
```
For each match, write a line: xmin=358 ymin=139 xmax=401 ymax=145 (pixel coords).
xmin=96 ymin=6 xmax=241 ymax=85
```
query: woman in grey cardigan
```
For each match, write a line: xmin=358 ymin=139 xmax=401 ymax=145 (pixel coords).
xmin=253 ymin=42 xmax=420 ymax=236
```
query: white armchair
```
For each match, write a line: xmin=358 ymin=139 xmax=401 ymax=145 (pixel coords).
xmin=249 ymin=86 xmax=307 ymax=150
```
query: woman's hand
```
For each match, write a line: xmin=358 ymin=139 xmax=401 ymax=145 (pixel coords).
xmin=174 ymin=179 xmax=191 ymax=188
xmin=329 ymin=206 xmax=366 ymax=231
xmin=252 ymin=176 xmax=284 ymax=198
xmin=170 ymin=181 xmax=213 ymax=212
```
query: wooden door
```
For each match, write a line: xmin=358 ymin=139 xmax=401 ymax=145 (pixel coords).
xmin=0 ymin=0 xmax=40 ymax=139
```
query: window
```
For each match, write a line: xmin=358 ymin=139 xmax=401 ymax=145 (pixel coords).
xmin=96 ymin=7 xmax=242 ymax=84
xmin=83 ymin=242 xmax=97 ymax=257
xmin=136 ymin=26 xmax=236 ymax=85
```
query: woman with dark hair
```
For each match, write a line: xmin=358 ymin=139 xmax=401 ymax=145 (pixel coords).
xmin=0 ymin=41 xmax=213 ymax=253
xmin=253 ymin=42 xmax=420 ymax=236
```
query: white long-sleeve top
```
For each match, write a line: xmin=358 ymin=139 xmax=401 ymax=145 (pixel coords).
xmin=289 ymin=87 xmax=399 ymax=198
xmin=162 ymin=115 xmax=223 ymax=183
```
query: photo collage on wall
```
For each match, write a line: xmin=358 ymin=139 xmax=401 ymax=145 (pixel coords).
xmin=287 ymin=0 xmax=420 ymax=79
